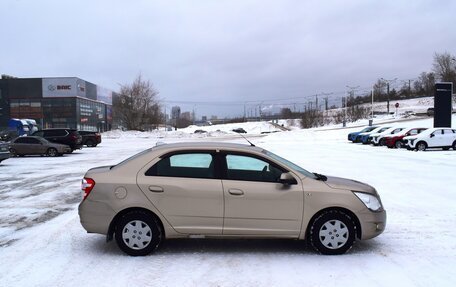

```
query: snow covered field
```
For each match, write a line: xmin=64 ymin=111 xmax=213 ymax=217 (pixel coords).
xmin=1 ymin=116 xmax=455 ymax=287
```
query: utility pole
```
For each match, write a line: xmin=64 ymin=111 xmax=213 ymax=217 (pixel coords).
xmin=381 ymin=78 xmax=397 ymax=114
xmin=315 ymin=95 xmax=318 ymax=111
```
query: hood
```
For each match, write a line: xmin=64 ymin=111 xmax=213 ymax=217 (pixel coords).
xmin=324 ymin=176 xmax=377 ymax=195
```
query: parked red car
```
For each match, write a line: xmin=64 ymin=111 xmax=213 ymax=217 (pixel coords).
xmin=384 ymin=128 xmax=428 ymax=148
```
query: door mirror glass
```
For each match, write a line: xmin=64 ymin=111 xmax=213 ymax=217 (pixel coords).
xmin=279 ymin=172 xmax=297 ymax=185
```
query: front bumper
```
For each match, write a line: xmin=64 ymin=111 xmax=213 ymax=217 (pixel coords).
xmin=358 ymin=209 xmax=387 ymax=240
xmin=0 ymin=152 xmax=10 ymax=162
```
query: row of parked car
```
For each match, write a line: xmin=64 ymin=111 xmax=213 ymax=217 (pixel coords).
xmin=348 ymin=125 xmax=456 ymax=151
xmin=0 ymin=128 xmax=102 ymax=161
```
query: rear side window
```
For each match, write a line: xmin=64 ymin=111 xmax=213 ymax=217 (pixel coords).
xmin=146 ymin=153 xmax=215 ymax=179
xmin=14 ymin=137 xmax=28 ymax=144
xmin=443 ymin=129 xmax=455 ymax=134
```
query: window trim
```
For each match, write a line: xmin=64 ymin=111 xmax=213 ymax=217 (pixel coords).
xmin=220 ymin=151 xmax=287 ymax=183
xmin=145 ymin=150 xmax=221 ymax=179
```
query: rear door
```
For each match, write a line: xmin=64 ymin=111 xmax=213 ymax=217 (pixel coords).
xmin=137 ymin=151 xmax=224 ymax=235
xmin=442 ymin=129 xmax=456 ymax=146
xmin=221 ymin=152 xmax=303 ymax=236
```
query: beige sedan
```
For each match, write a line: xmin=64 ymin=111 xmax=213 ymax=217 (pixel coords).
xmin=79 ymin=142 xmax=386 ymax=256
xmin=10 ymin=136 xmax=72 ymax=157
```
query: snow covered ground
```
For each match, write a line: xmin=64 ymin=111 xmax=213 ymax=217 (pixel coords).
xmin=0 ymin=116 xmax=455 ymax=287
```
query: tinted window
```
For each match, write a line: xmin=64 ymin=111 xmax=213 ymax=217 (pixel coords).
xmin=146 ymin=153 xmax=215 ymax=179
xmin=15 ymin=137 xmax=28 ymax=144
xmin=28 ymin=138 xmax=41 ymax=144
xmin=225 ymin=154 xmax=284 ymax=182
xmin=443 ymin=129 xmax=454 ymax=134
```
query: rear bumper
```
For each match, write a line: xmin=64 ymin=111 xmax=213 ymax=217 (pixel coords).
xmin=358 ymin=210 xmax=387 ymax=240
xmin=78 ymin=200 xmax=115 ymax=235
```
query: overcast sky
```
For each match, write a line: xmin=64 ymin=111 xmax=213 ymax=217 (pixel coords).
xmin=1 ymin=0 xmax=455 ymax=118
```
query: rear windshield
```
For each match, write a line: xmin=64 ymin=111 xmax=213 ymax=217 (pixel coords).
xmin=111 ymin=148 xmax=153 ymax=169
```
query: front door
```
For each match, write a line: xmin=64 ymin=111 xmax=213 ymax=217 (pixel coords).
xmin=221 ymin=153 xmax=303 ymax=236
xmin=137 ymin=152 xmax=224 ymax=235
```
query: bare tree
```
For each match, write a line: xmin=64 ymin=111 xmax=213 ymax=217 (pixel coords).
xmin=414 ymin=72 xmax=435 ymax=96
xmin=373 ymin=79 xmax=387 ymax=102
xmin=113 ymin=75 xmax=161 ymax=130
xmin=432 ymin=52 xmax=456 ymax=84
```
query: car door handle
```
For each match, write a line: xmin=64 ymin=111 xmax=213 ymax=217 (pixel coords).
xmin=228 ymin=189 xmax=244 ymax=196
xmin=148 ymin=186 xmax=164 ymax=193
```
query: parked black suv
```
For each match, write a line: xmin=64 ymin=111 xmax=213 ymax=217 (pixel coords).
xmin=78 ymin=131 xmax=102 ymax=147
xmin=32 ymin=129 xmax=83 ymax=151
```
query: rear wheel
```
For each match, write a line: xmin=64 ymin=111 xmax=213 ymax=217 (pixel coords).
xmin=394 ymin=141 xmax=402 ymax=149
xmin=115 ymin=211 xmax=162 ymax=256
xmin=416 ymin=141 xmax=427 ymax=151
xmin=309 ymin=210 xmax=356 ymax=255
xmin=379 ymin=138 xmax=386 ymax=146
xmin=443 ymin=147 xmax=450 ymax=151
xmin=453 ymin=141 xmax=456 ymax=150
xmin=86 ymin=139 xmax=95 ymax=147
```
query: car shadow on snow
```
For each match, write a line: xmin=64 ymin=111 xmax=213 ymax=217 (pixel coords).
xmin=89 ymin=237 xmax=386 ymax=256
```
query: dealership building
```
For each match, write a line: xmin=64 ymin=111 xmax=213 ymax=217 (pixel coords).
xmin=0 ymin=76 xmax=114 ymax=132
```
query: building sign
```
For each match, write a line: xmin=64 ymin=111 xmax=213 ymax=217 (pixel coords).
xmin=42 ymin=78 xmax=87 ymax=98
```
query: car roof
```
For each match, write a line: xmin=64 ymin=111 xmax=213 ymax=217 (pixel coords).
xmin=152 ymin=142 xmax=263 ymax=153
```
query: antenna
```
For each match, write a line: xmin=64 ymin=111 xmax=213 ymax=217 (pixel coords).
xmin=238 ymin=133 xmax=255 ymax=146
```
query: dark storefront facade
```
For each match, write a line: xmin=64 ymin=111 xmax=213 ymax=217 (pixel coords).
xmin=0 ymin=77 xmax=113 ymax=132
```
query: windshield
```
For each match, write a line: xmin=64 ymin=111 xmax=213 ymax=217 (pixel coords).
xmin=262 ymin=150 xmax=316 ymax=179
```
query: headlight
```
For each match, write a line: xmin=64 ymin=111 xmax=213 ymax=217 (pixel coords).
xmin=353 ymin=191 xmax=383 ymax=212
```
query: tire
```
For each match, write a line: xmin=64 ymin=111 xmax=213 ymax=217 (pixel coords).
xmin=394 ymin=141 xmax=402 ymax=149
xmin=379 ymin=138 xmax=386 ymax=146
xmin=309 ymin=210 xmax=356 ymax=255
xmin=86 ymin=140 xmax=94 ymax=147
xmin=115 ymin=211 xmax=162 ymax=256
xmin=443 ymin=147 xmax=450 ymax=151
xmin=47 ymin=148 xmax=58 ymax=157
xmin=453 ymin=141 xmax=456 ymax=150
xmin=9 ymin=148 xmax=17 ymax=157
xmin=416 ymin=141 xmax=427 ymax=151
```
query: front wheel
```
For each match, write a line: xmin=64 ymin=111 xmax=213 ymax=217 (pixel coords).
xmin=394 ymin=140 xmax=402 ymax=149
xmin=452 ymin=141 xmax=456 ymax=150
xmin=115 ymin=211 xmax=162 ymax=256
xmin=416 ymin=141 xmax=427 ymax=151
xmin=379 ymin=138 xmax=386 ymax=146
xmin=47 ymin=148 xmax=58 ymax=157
xmin=9 ymin=148 xmax=18 ymax=157
xmin=309 ymin=210 xmax=356 ymax=255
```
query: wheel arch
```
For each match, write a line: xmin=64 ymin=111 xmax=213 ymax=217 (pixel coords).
xmin=305 ymin=206 xmax=362 ymax=240
xmin=107 ymin=207 xmax=165 ymax=242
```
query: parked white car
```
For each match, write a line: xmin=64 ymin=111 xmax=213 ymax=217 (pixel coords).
xmin=403 ymin=127 xmax=456 ymax=151
xmin=369 ymin=127 xmax=405 ymax=146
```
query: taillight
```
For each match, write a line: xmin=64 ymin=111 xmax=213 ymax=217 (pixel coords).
xmin=70 ymin=134 xmax=78 ymax=141
xmin=81 ymin=178 xmax=96 ymax=201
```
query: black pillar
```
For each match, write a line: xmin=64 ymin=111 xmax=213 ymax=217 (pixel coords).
xmin=434 ymin=82 xmax=453 ymax=128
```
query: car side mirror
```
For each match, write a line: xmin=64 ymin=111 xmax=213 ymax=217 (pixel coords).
xmin=430 ymin=134 xmax=434 ymax=138
xmin=279 ymin=172 xmax=297 ymax=185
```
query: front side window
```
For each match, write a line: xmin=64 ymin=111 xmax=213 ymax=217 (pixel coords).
xmin=225 ymin=154 xmax=284 ymax=182
xmin=146 ymin=153 xmax=215 ymax=179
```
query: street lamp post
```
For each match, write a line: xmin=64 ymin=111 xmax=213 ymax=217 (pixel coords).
xmin=381 ymin=78 xmax=397 ymax=114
